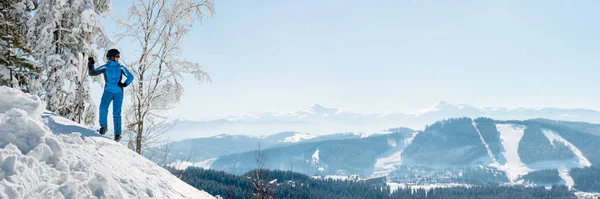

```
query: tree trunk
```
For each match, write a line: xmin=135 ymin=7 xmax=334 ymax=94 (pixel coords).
xmin=9 ymin=68 xmax=13 ymax=88
xmin=136 ymin=101 xmax=143 ymax=154
xmin=135 ymin=73 xmax=144 ymax=154
xmin=136 ymin=119 xmax=143 ymax=154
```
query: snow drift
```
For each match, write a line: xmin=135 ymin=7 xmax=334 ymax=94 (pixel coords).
xmin=0 ymin=86 xmax=213 ymax=198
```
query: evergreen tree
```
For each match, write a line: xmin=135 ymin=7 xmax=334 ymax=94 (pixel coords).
xmin=0 ymin=0 xmax=39 ymax=92
xmin=28 ymin=0 xmax=112 ymax=125
xmin=171 ymin=167 xmax=577 ymax=199
xmin=571 ymin=166 xmax=600 ymax=192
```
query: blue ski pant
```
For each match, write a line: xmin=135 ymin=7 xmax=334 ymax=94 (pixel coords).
xmin=99 ymin=91 xmax=124 ymax=135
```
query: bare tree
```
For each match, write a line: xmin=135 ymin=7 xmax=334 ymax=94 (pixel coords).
xmin=126 ymin=130 xmax=136 ymax=151
xmin=116 ymin=0 xmax=214 ymax=154
xmin=248 ymin=143 xmax=274 ymax=199
xmin=160 ymin=142 xmax=173 ymax=167
xmin=178 ymin=148 xmax=194 ymax=179
xmin=125 ymin=114 xmax=174 ymax=152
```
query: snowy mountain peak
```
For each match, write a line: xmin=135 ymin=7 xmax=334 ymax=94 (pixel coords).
xmin=212 ymin=134 xmax=229 ymax=138
xmin=311 ymin=104 xmax=328 ymax=109
xmin=414 ymin=101 xmax=482 ymax=116
xmin=432 ymin=101 xmax=478 ymax=110
xmin=169 ymin=100 xmax=600 ymax=140
xmin=303 ymin=104 xmax=340 ymax=115
xmin=434 ymin=101 xmax=451 ymax=108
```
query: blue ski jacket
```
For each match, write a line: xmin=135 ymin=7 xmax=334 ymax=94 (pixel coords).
xmin=88 ymin=60 xmax=134 ymax=93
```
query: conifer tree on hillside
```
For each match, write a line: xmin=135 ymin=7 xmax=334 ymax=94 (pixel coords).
xmin=28 ymin=0 xmax=112 ymax=125
xmin=0 ymin=0 xmax=39 ymax=92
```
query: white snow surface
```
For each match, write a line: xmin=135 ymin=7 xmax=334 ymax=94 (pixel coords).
xmin=359 ymin=130 xmax=394 ymax=138
xmin=0 ymin=86 xmax=214 ymax=199
xmin=169 ymin=158 xmax=218 ymax=170
xmin=575 ymin=191 xmax=600 ymax=199
xmin=494 ymin=124 xmax=531 ymax=183
xmin=558 ymin=169 xmax=575 ymax=190
xmin=283 ymin=133 xmax=317 ymax=143
xmin=0 ymin=87 xmax=45 ymax=118
xmin=311 ymin=148 xmax=320 ymax=165
xmin=372 ymin=132 xmax=419 ymax=176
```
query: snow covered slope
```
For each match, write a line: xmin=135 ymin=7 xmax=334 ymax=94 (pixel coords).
xmin=541 ymin=129 xmax=591 ymax=189
xmin=541 ymin=129 xmax=591 ymax=168
xmin=372 ymin=132 xmax=419 ymax=176
xmin=282 ymin=132 xmax=317 ymax=143
xmin=473 ymin=121 xmax=498 ymax=164
xmin=0 ymin=87 xmax=214 ymax=199
xmin=494 ymin=124 xmax=531 ymax=183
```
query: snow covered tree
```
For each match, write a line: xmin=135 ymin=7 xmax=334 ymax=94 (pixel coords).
xmin=116 ymin=0 xmax=213 ymax=154
xmin=0 ymin=0 xmax=39 ymax=92
xmin=28 ymin=0 xmax=113 ymax=125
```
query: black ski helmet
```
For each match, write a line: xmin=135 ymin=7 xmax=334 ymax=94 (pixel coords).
xmin=106 ymin=49 xmax=120 ymax=60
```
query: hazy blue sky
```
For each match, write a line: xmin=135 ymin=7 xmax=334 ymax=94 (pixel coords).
xmin=91 ymin=0 xmax=600 ymax=121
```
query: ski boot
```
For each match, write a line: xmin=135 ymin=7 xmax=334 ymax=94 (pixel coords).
xmin=99 ymin=126 xmax=108 ymax=135
xmin=114 ymin=134 xmax=122 ymax=142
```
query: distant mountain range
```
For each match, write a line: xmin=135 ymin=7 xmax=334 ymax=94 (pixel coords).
xmin=165 ymin=102 xmax=600 ymax=141
xmin=154 ymin=129 xmax=401 ymax=165
xmin=157 ymin=117 xmax=600 ymax=189
xmin=200 ymin=118 xmax=600 ymax=189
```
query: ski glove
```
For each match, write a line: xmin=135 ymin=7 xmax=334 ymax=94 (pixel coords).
xmin=88 ymin=57 xmax=104 ymax=76
xmin=118 ymin=82 xmax=128 ymax=88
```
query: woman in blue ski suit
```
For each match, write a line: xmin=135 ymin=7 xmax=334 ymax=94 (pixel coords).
xmin=88 ymin=49 xmax=134 ymax=142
